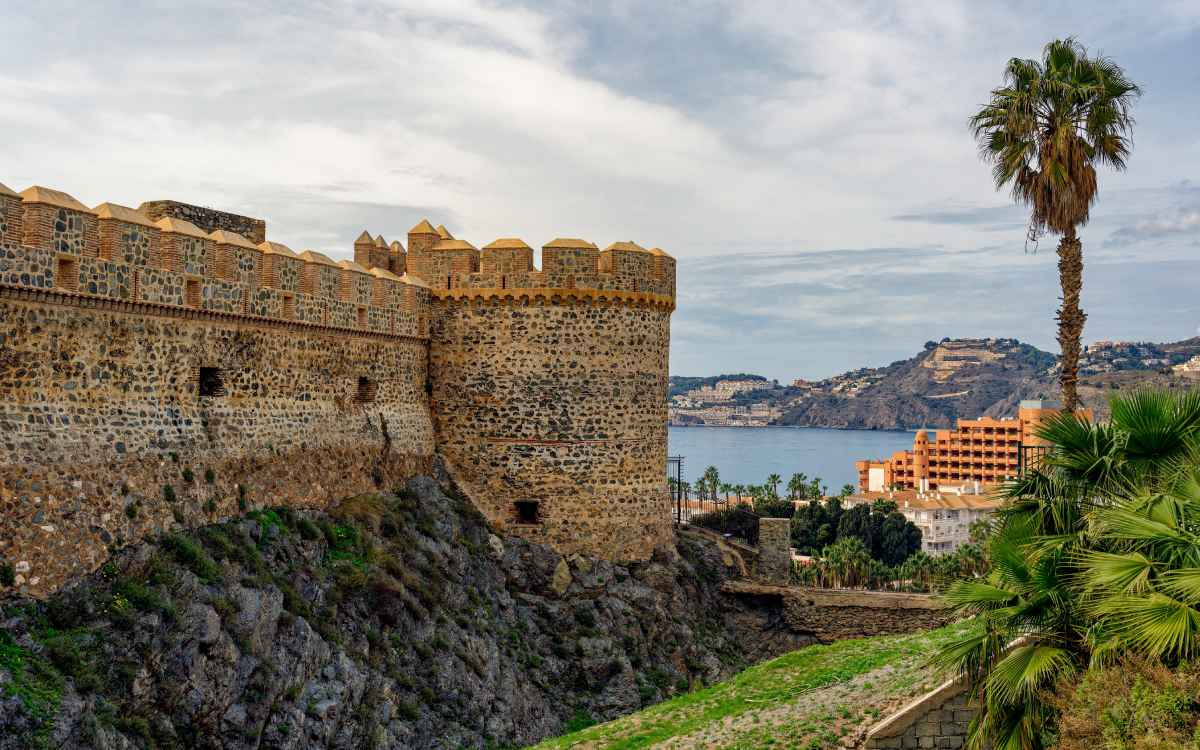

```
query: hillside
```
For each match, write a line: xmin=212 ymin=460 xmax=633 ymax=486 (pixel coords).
xmin=530 ymin=620 xmax=972 ymax=750
xmin=778 ymin=338 xmax=1056 ymax=429
xmin=674 ymin=336 xmax=1200 ymax=430
xmin=0 ymin=477 xmax=810 ymax=750
xmin=668 ymin=374 xmax=771 ymax=400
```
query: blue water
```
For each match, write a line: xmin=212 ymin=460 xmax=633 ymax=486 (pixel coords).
xmin=667 ymin=425 xmax=917 ymax=493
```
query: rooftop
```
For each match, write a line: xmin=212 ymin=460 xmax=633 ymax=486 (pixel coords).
xmin=845 ymin=490 xmax=1003 ymax=512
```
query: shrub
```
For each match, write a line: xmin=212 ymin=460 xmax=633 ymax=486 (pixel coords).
xmin=1050 ymin=656 xmax=1200 ymax=750
xmin=691 ymin=506 xmax=760 ymax=545
xmin=563 ymin=710 xmax=596 ymax=733
xmin=398 ymin=700 xmax=420 ymax=721
xmin=161 ymin=533 xmax=221 ymax=583
xmin=0 ymin=561 xmax=14 ymax=587
xmin=162 ymin=484 xmax=176 ymax=503
xmin=182 ymin=468 xmax=195 ymax=484
xmin=298 ymin=517 xmax=321 ymax=541
xmin=204 ymin=468 xmax=215 ymax=485
xmin=753 ymin=497 xmax=796 ymax=519
xmin=331 ymin=561 xmax=368 ymax=589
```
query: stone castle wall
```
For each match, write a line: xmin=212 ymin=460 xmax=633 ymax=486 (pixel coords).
xmin=430 ymin=295 xmax=674 ymax=560
xmin=0 ymin=291 xmax=435 ymax=592
xmin=0 ymin=180 xmax=677 ymax=594
xmin=139 ymin=200 xmax=268 ymax=244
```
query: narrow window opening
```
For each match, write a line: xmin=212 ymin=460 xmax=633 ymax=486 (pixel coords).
xmin=354 ymin=375 xmax=377 ymax=404
xmin=446 ymin=274 xmax=452 ymax=289
xmin=357 ymin=306 xmax=368 ymax=328
xmin=282 ymin=294 xmax=296 ymax=320
xmin=185 ymin=278 xmax=202 ymax=308
xmin=198 ymin=367 xmax=226 ymax=398
xmin=500 ymin=276 xmax=506 ymax=289
xmin=56 ymin=257 xmax=78 ymax=292
xmin=514 ymin=500 xmax=541 ymax=525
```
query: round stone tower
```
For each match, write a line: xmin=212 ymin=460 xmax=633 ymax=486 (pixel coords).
xmin=417 ymin=229 xmax=677 ymax=562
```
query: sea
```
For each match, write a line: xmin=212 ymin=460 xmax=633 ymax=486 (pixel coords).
xmin=667 ymin=425 xmax=918 ymax=492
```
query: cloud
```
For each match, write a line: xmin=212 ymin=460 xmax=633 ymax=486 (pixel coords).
xmin=890 ymin=203 xmax=1027 ymax=230
xmin=1109 ymin=209 xmax=1200 ymax=242
xmin=1 ymin=0 xmax=1198 ymax=380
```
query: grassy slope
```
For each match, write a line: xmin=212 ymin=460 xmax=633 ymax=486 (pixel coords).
xmin=530 ymin=621 xmax=974 ymax=750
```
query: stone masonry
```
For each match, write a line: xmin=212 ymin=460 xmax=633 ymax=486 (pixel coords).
xmin=756 ymin=517 xmax=793 ymax=584
xmin=865 ymin=676 xmax=979 ymax=749
xmin=721 ymin=581 xmax=952 ymax=642
xmin=0 ymin=180 xmax=677 ymax=596
xmin=139 ymin=200 xmax=268 ymax=245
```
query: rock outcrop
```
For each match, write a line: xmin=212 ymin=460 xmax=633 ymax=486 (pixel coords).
xmin=0 ymin=476 xmax=814 ymax=750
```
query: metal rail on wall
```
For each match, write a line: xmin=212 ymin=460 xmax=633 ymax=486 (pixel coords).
xmin=668 ymin=455 xmax=684 ymax=525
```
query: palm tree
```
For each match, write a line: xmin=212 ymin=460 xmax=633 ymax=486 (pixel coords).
xmin=970 ymin=38 xmax=1139 ymax=410
xmin=937 ymin=390 xmax=1200 ymax=749
xmin=822 ymin=537 xmax=872 ymax=589
xmin=766 ymin=473 xmax=782 ymax=500
xmin=788 ymin=473 xmax=808 ymax=501
xmin=701 ymin=466 xmax=720 ymax=503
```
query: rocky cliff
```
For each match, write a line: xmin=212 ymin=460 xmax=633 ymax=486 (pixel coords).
xmin=0 ymin=476 xmax=813 ymax=750
xmin=776 ymin=338 xmax=1056 ymax=430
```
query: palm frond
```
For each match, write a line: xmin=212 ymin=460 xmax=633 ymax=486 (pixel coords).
xmin=1074 ymin=549 xmax=1153 ymax=595
xmin=1156 ymin=568 xmax=1200 ymax=605
xmin=944 ymin=581 xmax=1020 ymax=613
xmin=1091 ymin=593 xmax=1200 ymax=660
xmin=985 ymin=643 xmax=1075 ymax=707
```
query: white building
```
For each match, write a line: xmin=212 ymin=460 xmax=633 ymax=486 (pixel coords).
xmin=842 ymin=484 xmax=1001 ymax=555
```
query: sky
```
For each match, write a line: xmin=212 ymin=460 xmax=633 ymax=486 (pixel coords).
xmin=2 ymin=1 xmax=1198 ymax=381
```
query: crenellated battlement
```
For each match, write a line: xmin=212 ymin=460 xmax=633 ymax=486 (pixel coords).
xmin=0 ymin=184 xmax=432 ymax=339
xmin=0 ymin=178 xmax=676 ymax=596
xmin=350 ymin=218 xmax=677 ymax=307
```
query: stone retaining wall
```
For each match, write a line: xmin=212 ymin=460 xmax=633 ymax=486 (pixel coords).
xmin=865 ymin=677 xmax=978 ymax=749
xmin=720 ymin=582 xmax=952 ymax=642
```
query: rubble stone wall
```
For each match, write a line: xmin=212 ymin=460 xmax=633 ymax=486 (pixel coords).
xmin=0 ymin=290 xmax=434 ymax=593
xmin=140 ymin=200 xmax=267 ymax=244
xmin=0 ymin=183 xmax=679 ymax=595
xmin=429 ymin=294 xmax=675 ymax=561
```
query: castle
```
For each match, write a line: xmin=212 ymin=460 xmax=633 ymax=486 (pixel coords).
xmin=0 ymin=181 xmax=676 ymax=595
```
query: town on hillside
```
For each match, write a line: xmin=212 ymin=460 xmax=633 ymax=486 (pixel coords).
xmin=669 ymin=335 xmax=1200 ymax=429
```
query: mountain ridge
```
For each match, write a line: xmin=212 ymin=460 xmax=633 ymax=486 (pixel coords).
xmin=671 ymin=336 xmax=1200 ymax=430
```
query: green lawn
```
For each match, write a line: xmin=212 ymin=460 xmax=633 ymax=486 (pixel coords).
xmin=529 ymin=621 xmax=974 ymax=750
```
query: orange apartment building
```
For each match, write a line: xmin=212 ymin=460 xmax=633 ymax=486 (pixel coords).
xmin=855 ymin=400 xmax=1079 ymax=492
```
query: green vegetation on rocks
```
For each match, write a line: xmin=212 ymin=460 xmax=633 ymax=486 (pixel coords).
xmin=531 ymin=620 xmax=976 ymax=750
xmin=0 ymin=476 xmax=786 ymax=750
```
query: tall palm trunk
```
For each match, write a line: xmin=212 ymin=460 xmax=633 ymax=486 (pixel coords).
xmin=1056 ymin=226 xmax=1086 ymax=411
